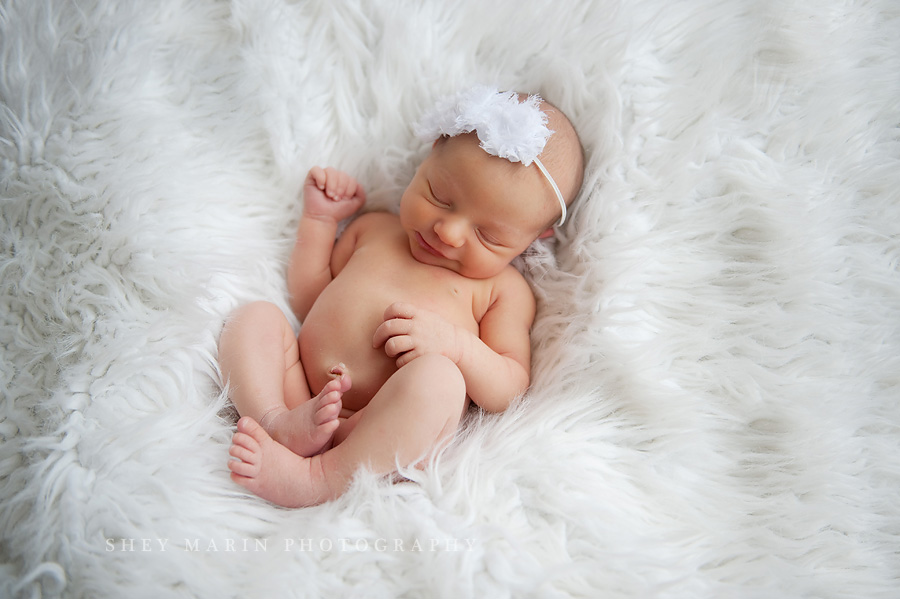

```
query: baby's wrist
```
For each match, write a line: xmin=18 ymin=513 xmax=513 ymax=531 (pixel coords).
xmin=450 ymin=327 xmax=474 ymax=366
xmin=300 ymin=211 xmax=341 ymax=227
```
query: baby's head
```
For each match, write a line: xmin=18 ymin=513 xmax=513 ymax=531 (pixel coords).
xmin=400 ymin=88 xmax=584 ymax=279
xmin=525 ymin=96 xmax=585 ymax=227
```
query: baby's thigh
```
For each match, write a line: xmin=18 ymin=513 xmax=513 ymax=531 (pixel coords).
xmin=225 ymin=300 xmax=309 ymax=408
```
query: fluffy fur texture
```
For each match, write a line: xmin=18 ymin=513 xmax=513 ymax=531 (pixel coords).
xmin=2 ymin=0 xmax=899 ymax=597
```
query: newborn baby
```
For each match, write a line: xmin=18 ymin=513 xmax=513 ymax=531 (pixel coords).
xmin=219 ymin=87 xmax=584 ymax=507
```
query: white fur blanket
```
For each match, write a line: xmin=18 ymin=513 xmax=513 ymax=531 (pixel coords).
xmin=2 ymin=1 xmax=899 ymax=597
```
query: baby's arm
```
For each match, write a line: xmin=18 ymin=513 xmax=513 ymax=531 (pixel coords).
xmin=455 ymin=269 xmax=534 ymax=412
xmin=288 ymin=167 xmax=366 ymax=320
xmin=373 ymin=268 xmax=534 ymax=413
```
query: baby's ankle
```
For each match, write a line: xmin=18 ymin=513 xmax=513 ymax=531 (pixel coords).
xmin=258 ymin=406 xmax=288 ymax=434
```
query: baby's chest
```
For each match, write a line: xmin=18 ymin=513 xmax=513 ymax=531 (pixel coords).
xmin=338 ymin=247 xmax=484 ymax=330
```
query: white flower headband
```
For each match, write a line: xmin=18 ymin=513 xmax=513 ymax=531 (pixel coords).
xmin=415 ymin=85 xmax=567 ymax=226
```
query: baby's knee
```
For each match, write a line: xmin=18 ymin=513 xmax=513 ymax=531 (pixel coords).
xmin=226 ymin=301 xmax=285 ymax=332
xmin=231 ymin=300 xmax=283 ymax=324
xmin=221 ymin=301 xmax=290 ymax=347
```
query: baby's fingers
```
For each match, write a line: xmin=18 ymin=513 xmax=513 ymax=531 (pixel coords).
xmin=306 ymin=166 xmax=327 ymax=191
xmin=382 ymin=302 xmax=417 ymax=321
xmin=372 ymin=317 xmax=411 ymax=349
xmin=322 ymin=167 xmax=358 ymax=201
xmin=339 ymin=176 xmax=359 ymax=201
xmin=383 ymin=335 xmax=414 ymax=359
xmin=341 ymin=176 xmax=366 ymax=203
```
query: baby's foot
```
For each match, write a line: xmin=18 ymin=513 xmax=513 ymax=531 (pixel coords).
xmin=228 ymin=417 xmax=330 ymax=508
xmin=261 ymin=373 xmax=350 ymax=457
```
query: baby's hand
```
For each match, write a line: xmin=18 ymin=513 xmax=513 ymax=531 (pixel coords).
xmin=373 ymin=302 xmax=466 ymax=368
xmin=303 ymin=166 xmax=366 ymax=222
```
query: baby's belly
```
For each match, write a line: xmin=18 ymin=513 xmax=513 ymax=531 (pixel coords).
xmin=299 ymin=285 xmax=404 ymax=413
xmin=298 ymin=237 xmax=482 ymax=412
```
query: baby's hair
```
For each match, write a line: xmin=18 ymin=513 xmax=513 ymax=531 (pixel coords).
xmin=535 ymin=98 xmax=585 ymax=207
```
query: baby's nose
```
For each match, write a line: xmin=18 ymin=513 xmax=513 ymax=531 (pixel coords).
xmin=434 ymin=218 xmax=466 ymax=248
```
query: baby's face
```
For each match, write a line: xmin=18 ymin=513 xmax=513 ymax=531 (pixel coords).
xmin=399 ymin=134 xmax=557 ymax=279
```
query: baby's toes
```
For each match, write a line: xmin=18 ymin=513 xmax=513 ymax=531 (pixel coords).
xmin=229 ymin=442 xmax=257 ymax=465
xmin=320 ymin=377 xmax=343 ymax=396
xmin=228 ymin=452 xmax=258 ymax=478
xmin=231 ymin=429 xmax=260 ymax=454
xmin=236 ymin=416 xmax=273 ymax=445
xmin=314 ymin=396 xmax=342 ymax=425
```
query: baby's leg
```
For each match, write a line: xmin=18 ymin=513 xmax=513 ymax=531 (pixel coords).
xmin=228 ymin=354 xmax=467 ymax=507
xmin=218 ymin=301 xmax=343 ymax=457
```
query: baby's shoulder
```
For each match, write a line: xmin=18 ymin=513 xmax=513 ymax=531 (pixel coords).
xmin=333 ymin=212 xmax=399 ymax=271
xmin=348 ymin=211 xmax=399 ymax=235
xmin=337 ymin=211 xmax=399 ymax=251
xmin=487 ymin=264 xmax=534 ymax=305
xmin=498 ymin=263 xmax=532 ymax=290
xmin=476 ymin=264 xmax=535 ymax=323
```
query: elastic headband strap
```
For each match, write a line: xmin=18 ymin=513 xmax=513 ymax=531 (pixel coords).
xmin=534 ymin=157 xmax=566 ymax=226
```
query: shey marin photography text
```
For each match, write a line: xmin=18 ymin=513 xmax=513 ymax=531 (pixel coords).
xmin=104 ymin=536 xmax=479 ymax=554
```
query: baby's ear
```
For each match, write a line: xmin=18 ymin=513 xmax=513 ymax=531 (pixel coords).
xmin=538 ymin=227 xmax=555 ymax=240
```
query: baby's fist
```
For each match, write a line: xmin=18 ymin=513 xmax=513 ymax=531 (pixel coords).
xmin=303 ymin=166 xmax=366 ymax=222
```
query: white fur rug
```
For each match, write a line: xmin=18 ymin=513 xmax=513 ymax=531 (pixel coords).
xmin=2 ymin=1 xmax=899 ymax=597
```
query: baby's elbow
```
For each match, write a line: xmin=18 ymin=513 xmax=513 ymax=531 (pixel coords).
xmin=288 ymin=294 xmax=310 ymax=322
xmin=482 ymin=379 xmax=529 ymax=414
xmin=479 ymin=400 xmax=510 ymax=414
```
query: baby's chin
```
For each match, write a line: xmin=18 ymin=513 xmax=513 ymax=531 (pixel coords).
xmin=404 ymin=232 xmax=515 ymax=280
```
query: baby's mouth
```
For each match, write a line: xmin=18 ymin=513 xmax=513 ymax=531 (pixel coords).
xmin=415 ymin=232 xmax=447 ymax=260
